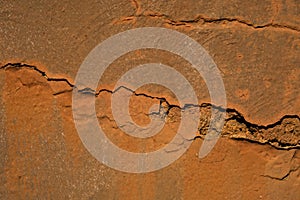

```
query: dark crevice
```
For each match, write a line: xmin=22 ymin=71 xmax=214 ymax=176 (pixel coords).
xmin=1 ymin=63 xmax=299 ymax=150
xmin=53 ymin=89 xmax=73 ymax=96
xmin=166 ymin=15 xmax=300 ymax=33
xmin=0 ymin=63 xmax=74 ymax=88
xmin=120 ymin=7 xmax=300 ymax=33
xmin=226 ymin=110 xmax=299 ymax=130
xmin=228 ymin=137 xmax=299 ymax=150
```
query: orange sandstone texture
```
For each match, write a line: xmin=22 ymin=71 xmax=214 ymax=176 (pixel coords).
xmin=0 ymin=0 xmax=299 ymax=199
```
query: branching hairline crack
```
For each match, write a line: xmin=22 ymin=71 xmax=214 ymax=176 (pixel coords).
xmin=1 ymin=62 xmax=299 ymax=150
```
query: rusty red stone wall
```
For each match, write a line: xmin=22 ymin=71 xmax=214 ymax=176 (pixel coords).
xmin=0 ymin=0 xmax=299 ymax=199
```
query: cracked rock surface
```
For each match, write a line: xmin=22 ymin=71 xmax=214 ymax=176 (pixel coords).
xmin=0 ymin=0 xmax=299 ymax=199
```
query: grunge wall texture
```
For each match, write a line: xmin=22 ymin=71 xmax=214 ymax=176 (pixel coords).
xmin=0 ymin=0 xmax=299 ymax=199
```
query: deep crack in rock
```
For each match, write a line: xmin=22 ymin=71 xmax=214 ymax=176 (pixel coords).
xmin=1 ymin=63 xmax=299 ymax=150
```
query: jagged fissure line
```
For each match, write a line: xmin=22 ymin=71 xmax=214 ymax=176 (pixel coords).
xmin=96 ymin=86 xmax=300 ymax=149
xmin=0 ymin=63 xmax=74 ymax=87
xmin=0 ymin=63 xmax=299 ymax=149
xmin=166 ymin=15 xmax=300 ymax=33
xmin=120 ymin=4 xmax=300 ymax=33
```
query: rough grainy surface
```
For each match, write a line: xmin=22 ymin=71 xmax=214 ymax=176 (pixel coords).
xmin=0 ymin=0 xmax=299 ymax=199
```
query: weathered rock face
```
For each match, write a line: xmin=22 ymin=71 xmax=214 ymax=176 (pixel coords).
xmin=0 ymin=1 xmax=299 ymax=199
